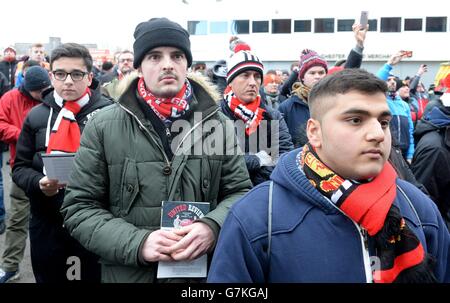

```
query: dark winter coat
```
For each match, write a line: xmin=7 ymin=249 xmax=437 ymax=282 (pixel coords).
xmin=220 ymin=99 xmax=293 ymax=185
xmin=412 ymin=106 xmax=450 ymax=223
xmin=12 ymin=79 xmax=112 ymax=282
xmin=208 ymin=149 xmax=450 ymax=283
xmin=278 ymin=94 xmax=310 ymax=148
xmin=60 ymin=74 xmax=252 ymax=283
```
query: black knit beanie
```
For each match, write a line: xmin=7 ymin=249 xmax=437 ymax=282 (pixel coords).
xmin=133 ymin=17 xmax=192 ymax=68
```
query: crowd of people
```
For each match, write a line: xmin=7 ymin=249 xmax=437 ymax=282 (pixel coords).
xmin=0 ymin=17 xmax=449 ymax=283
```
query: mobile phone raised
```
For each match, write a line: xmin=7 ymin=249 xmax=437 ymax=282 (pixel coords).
xmin=402 ymin=50 xmax=413 ymax=57
xmin=360 ymin=11 xmax=369 ymax=28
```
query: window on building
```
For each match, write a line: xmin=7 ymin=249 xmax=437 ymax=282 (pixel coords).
xmin=294 ymin=20 xmax=311 ymax=32
xmin=231 ymin=20 xmax=250 ymax=34
xmin=368 ymin=19 xmax=378 ymax=31
xmin=381 ymin=17 xmax=401 ymax=32
xmin=404 ymin=18 xmax=422 ymax=31
xmin=426 ymin=17 xmax=447 ymax=32
xmin=210 ymin=21 xmax=228 ymax=34
xmin=314 ymin=18 xmax=335 ymax=33
xmin=272 ymin=19 xmax=291 ymax=33
xmin=337 ymin=19 xmax=355 ymax=31
xmin=252 ymin=21 xmax=269 ymax=33
xmin=187 ymin=21 xmax=207 ymax=35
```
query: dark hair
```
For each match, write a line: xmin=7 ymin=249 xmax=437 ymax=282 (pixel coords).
xmin=50 ymin=43 xmax=93 ymax=72
xmin=102 ymin=61 xmax=114 ymax=71
xmin=309 ymin=69 xmax=387 ymax=118
xmin=23 ymin=60 xmax=40 ymax=71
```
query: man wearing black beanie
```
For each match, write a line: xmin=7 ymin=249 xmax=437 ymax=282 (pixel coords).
xmin=61 ymin=18 xmax=252 ymax=283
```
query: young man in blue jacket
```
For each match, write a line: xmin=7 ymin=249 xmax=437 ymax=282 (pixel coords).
xmin=208 ymin=69 xmax=450 ymax=283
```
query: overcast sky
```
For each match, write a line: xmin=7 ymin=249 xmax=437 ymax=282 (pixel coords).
xmin=0 ymin=0 xmax=447 ymax=51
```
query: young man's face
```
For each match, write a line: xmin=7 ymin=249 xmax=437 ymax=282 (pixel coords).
xmin=229 ymin=70 xmax=261 ymax=104
xmin=4 ymin=49 xmax=16 ymax=60
xmin=139 ymin=46 xmax=187 ymax=98
xmin=30 ymin=46 xmax=45 ymax=62
xmin=398 ymin=85 xmax=410 ymax=99
xmin=302 ymin=66 xmax=327 ymax=89
xmin=307 ymin=91 xmax=392 ymax=181
xmin=51 ymin=57 xmax=93 ymax=101
xmin=387 ymin=76 xmax=397 ymax=92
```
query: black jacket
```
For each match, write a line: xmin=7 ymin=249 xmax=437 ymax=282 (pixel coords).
xmin=0 ymin=60 xmax=17 ymax=90
xmin=12 ymin=79 xmax=112 ymax=282
xmin=0 ymin=71 xmax=8 ymax=97
xmin=13 ymin=79 xmax=112 ymax=221
xmin=220 ymin=99 xmax=293 ymax=185
xmin=411 ymin=106 xmax=450 ymax=223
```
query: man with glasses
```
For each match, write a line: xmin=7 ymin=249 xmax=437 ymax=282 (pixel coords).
xmin=102 ymin=50 xmax=135 ymax=100
xmin=12 ymin=43 xmax=111 ymax=283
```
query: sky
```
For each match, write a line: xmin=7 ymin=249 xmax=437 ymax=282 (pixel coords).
xmin=0 ymin=0 xmax=448 ymax=51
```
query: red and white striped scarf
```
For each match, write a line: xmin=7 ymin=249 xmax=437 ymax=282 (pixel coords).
xmin=46 ymin=88 xmax=90 ymax=154
xmin=137 ymin=77 xmax=192 ymax=123
xmin=224 ymin=86 xmax=265 ymax=136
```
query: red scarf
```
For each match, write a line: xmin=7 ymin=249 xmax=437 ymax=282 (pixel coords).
xmin=137 ymin=77 xmax=192 ymax=123
xmin=46 ymin=89 xmax=90 ymax=154
xmin=299 ymin=143 xmax=436 ymax=283
xmin=224 ymin=86 xmax=265 ymax=136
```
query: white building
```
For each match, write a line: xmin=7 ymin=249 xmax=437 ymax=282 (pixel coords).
xmin=171 ymin=0 xmax=450 ymax=87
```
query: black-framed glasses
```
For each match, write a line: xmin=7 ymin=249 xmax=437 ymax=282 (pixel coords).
xmin=119 ymin=58 xmax=133 ymax=63
xmin=52 ymin=70 xmax=88 ymax=81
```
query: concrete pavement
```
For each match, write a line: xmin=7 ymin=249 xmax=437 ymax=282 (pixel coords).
xmin=0 ymin=151 xmax=35 ymax=283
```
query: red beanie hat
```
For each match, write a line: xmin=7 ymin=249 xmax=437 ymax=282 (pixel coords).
xmin=298 ymin=49 xmax=328 ymax=81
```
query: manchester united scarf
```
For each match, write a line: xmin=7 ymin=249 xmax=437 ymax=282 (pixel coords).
xmin=299 ymin=143 xmax=436 ymax=283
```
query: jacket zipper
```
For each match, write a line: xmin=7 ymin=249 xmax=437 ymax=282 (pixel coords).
xmin=326 ymin=199 xmax=373 ymax=283
xmin=173 ymin=108 xmax=219 ymax=155
xmin=118 ymin=104 xmax=171 ymax=167
xmin=119 ymin=104 xmax=219 ymax=166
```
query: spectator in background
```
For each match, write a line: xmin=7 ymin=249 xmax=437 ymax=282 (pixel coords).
xmin=15 ymin=43 xmax=50 ymax=88
xmin=102 ymin=50 xmax=135 ymax=100
xmin=99 ymin=61 xmax=115 ymax=84
xmin=220 ymin=50 xmax=293 ymax=185
xmin=207 ymin=59 xmax=227 ymax=96
xmin=409 ymin=64 xmax=429 ymax=122
xmin=376 ymin=51 xmax=415 ymax=163
xmin=0 ymin=66 xmax=52 ymax=283
xmin=278 ymin=49 xmax=328 ymax=148
xmin=412 ymin=78 xmax=450 ymax=227
xmin=262 ymin=73 xmax=283 ymax=109
xmin=191 ymin=61 xmax=207 ymax=76
xmin=0 ymin=46 xmax=18 ymax=91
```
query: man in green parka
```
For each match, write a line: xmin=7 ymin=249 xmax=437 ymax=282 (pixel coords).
xmin=61 ymin=18 xmax=252 ymax=283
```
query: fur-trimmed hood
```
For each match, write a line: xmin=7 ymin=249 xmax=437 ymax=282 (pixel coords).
xmin=113 ymin=71 xmax=221 ymax=103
